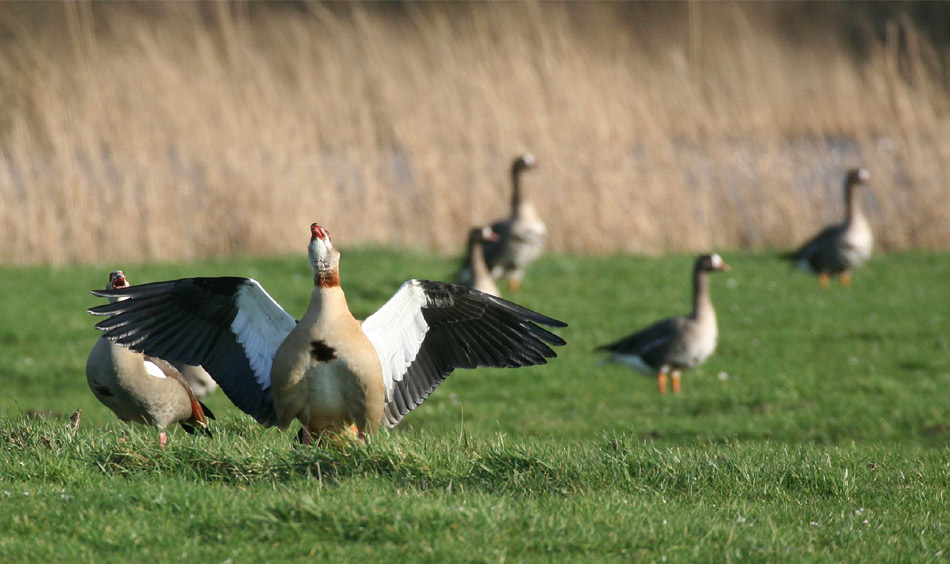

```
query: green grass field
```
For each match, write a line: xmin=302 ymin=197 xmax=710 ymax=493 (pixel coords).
xmin=1 ymin=249 xmax=947 ymax=561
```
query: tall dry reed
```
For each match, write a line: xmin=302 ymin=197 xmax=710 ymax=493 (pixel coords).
xmin=1 ymin=2 xmax=948 ymax=265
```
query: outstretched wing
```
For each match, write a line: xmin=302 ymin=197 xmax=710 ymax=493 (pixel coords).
xmin=88 ymin=277 xmax=296 ymax=427
xmin=360 ymin=279 xmax=567 ymax=428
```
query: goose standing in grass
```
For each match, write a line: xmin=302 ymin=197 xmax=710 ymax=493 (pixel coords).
xmin=482 ymin=153 xmax=546 ymax=293
xmin=89 ymin=223 xmax=566 ymax=444
xmin=86 ymin=270 xmax=214 ymax=445
xmin=787 ymin=168 xmax=873 ymax=287
xmin=597 ymin=254 xmax=730 ymax=394
xmin=454 ymin=225 xmax=501 ymax=297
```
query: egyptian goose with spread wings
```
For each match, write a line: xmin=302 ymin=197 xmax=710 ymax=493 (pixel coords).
xmin=89 ymin=224 xmax=566 ymax=442
xmin=787 ymin=168 xmax=873 ymax=287
xmin=86 ymin=270 xmax=214 ymax=445
xmin=597 ymin=254 xmax=730 ymax=394
xmin=482 ymin=154 xmax=547 ymax=293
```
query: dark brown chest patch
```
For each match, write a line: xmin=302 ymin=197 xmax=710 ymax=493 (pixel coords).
xmin=93 ymin=383 xmax=114 ymax=397
xmin=310 ymin=340 xmax=338 ymax=362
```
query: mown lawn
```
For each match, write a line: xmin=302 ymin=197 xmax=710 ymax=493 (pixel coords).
xmin=0 ymin=249 xmax=947 ymax=562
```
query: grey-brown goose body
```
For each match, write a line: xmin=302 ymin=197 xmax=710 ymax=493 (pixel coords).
xmin=482 ymin=154 xmax=546 ymax=292
xmin=597 ymin=254 xmax=729 ymax=393
xmin=788 ymin=168 xmax=873 ymax=285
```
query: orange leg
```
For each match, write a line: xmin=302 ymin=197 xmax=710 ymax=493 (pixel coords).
xmin=508 ymin=277 xmax=521 ymax=293
xmin=346 ymin=423 xmax=367 ymax=444
xmin=671 ymin=371 xmax=682 ymax=394
xmin=818 ymin=273 xmax=830 ymax=288
xmin=298 ymin=423 xmax=365 ymax=447
xmin=657 ymin=372 xmax=668 ymax=394
xmin=840 ymin=271 xmax=852 ymax=287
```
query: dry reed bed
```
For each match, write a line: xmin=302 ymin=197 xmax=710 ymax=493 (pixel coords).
xmin=0 ymin=2 xmax=948 ymax=265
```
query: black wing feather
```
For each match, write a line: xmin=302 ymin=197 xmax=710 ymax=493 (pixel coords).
xmin=89 ymin=277 xmax=279 ymax=426
xmin=381 ymin=280 xmax=566 ymax=427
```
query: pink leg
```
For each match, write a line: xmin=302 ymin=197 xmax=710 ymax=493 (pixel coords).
xmin=159 ymin=431 xmax=168 ymax=447
xmin=300 ymin=425 xmax=313 ymax=446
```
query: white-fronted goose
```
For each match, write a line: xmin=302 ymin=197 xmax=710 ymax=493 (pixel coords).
xmin=454 ymin=225 xmax=501 ymax=297
xmin=787 ymin=168 xmax=873 ymax=287
xmin=482 ymin=154 xmax=546 ymax=293
xmin=89 ymin=224 xmax=566 ymax=443
xmin=85 ymin=271 xmax=214 ymax=445
xmin=597 ymin=254 xmax=730 ymax=394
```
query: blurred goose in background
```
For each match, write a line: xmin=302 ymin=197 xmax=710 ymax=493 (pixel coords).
xmin=454 ymin=225 xmax=501 ymax=297
xmin=89 ymin=223 xmax=566 ymax=444
xmin=786 ymin=168 xmax=873 ymax=287
xmin=86 ymin=270 xmax=214 ymax=445
xmin=482 ymin=153 xmax=546 ymax=293
xmin=173 ymin=363 xmax=218 ymax=400
xmin=597 ymin=254 xmax=730 ymax=394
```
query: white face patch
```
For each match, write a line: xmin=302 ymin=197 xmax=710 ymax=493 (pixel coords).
xmin=710 ymin=253 xmax=724 ymax=269
xmin=308 ymin=237 xmax=338 ymax=273
xmin=143 ymin=360 xmax=167 ymax=379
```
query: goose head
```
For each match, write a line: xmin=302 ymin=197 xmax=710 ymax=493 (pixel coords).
xmin=846 ymin=168 xmax=870 ymax=186
xmin=696 ymin=253 xmax=730 ymax=273
xmin=309 ymin=223 xmax=341 ymax=285
xmin=471 ymin=225 xmax=501 ymax=245
xmin=107 ymin=270 xmax=129 ymax=290
xmin=104 ymin=270 xmax=130 ymax=304
xmin=511 ymin=153 xmax=537 ymax=176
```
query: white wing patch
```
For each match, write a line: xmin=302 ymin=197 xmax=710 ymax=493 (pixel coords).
xmin=360 ymin=280 xmax=430 ymax=402
xmin=143 ymin=360 xmax=167 ymax=379
xmin=231 ymin=280 xmax=297 ymax=390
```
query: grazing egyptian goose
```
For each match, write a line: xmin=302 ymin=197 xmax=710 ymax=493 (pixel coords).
xmin=89 ymin=223 xmax=566 ymax=443
xmin=787 ymin=168 xmax=873 ymax=287
xmin=596 ymin=254 xmax=730 ymax=394
xmin=85 ymin=270 xmax=214 ymax=445
xmin=454 ymin=225 xmax=501 ymax=297
xmin=482 ymin=154 xmax=546 ymax=293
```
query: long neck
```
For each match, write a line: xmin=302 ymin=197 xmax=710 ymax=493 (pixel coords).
xmin=844 ymin=181 xmax=863 ymax=224
xmin=470 ymin=238 xmax=492 ymax=281
xmin=691 ymin=268 xmax=714 ymax=321
xmin=303 ymin=270 xmax=348 ymax=325
xmin=314 ymin=270 xmax=340 ymax=288
xmin=510 ymin=167 xmax=523 ymax=211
